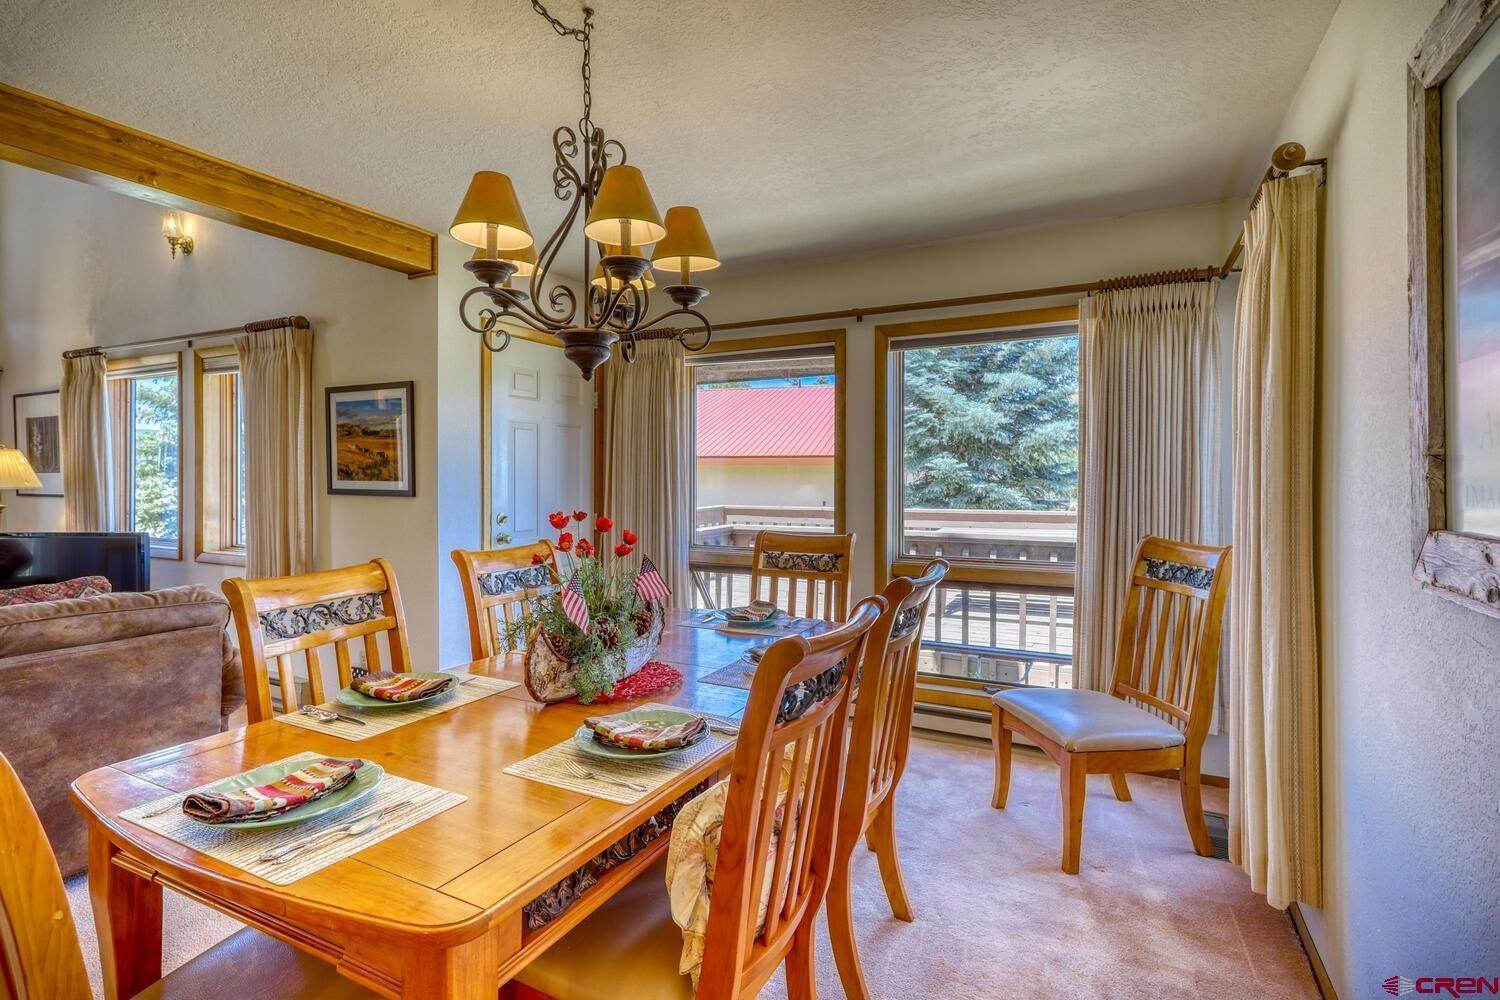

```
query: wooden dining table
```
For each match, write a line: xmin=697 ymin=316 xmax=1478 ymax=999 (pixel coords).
xmin=70 ymin=611 xmax=765 ymax=1000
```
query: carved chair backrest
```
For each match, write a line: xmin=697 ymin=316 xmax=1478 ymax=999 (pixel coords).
xmin=0 ymin=750 xmax=91 ymax=1000
xmin=839 ymin=559 xmax=948 ymax=851
xmin=1108 ymin=536 xmax=1233 ymax=748
xmin=451 ymin=541 xmax=559 ymax=660
xmin=223 ymin=558 xmax=413 ymax=724
xmin=749 ymin=531 xmax=855 ymax=622
xmin=696 ymin=597 xmax=885 ymax=1000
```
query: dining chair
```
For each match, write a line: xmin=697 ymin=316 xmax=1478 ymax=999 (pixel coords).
xmin=990 ymin=536 xmax=1232 ymax=873
xmin=512 ymin=596 xmax=886 ymax=1000
xmin=0 ymin=750 xmax=375 ymax=1000
xmin=749 ymin=529 xmax=855 ymax=621
xmin=451 ymin=540 xmax=559 ymax=659
xmin=223 ymin=558 xmax=413 ymax=724
xmin=827 ymin=559 xmax=948 ymax=1000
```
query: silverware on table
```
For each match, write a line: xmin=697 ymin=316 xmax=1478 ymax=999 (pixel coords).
xmin=257 ymin=798 xmax=416 ymax=864
xmin=561 ymin=758 xmax=648 ymax=793
xmin=706 ymin=719 xmax=741 ymax=735
xmin=298 ymin=705 xmax=367 ymax=727
xmin=140 ymin=796 xmax=188 ymax=818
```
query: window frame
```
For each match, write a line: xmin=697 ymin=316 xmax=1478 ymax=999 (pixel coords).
xmin=193 ymin=345 xmax=247 ymax=566
xmin=685 ymin=329 xmax=846 ymax=575
xmin=876 ymin=305 xmax=1080 ymax=711
xmin=105 ymin=353 xmax=184 ymax=561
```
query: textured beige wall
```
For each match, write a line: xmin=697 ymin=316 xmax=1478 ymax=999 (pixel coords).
xmin=1270 ymin=0 xmax=1500 ymax=988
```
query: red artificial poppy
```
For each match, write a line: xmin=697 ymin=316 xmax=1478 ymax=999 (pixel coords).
xmin=556 ymin=531 xmax=574 ymax=552
xmin=614 ymin=543 xmax=634 ymax=557
xmin=576 ymin=538 xmax=595 ymax=558
xmin=548 ymin=511 xmax=570 ymax=530
xmin=530 ymin=553 xmax=544 ymax=565
xmin=622 ymin=529 xmax=638 ymax=545
xmin=595 ymin=515 xmax=614 ymax=533
xmin=572 ymin=510 xmax=588 ymax=522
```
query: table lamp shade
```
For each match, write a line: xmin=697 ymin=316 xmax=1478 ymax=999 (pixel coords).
xmin=584 ymin=166 xmax=666 ymax=247
xmin=0 ymin=448 xmax=41 ymax=489
xmin=450 ymin=171 xmax=534 ymax=251
xmin=651 ymin=206 xmax=720 ymax=273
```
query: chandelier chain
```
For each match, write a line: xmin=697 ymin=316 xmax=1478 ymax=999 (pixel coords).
xmin=530 ymin=1 xmax=593 ymax=129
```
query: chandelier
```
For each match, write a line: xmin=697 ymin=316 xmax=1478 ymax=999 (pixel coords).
xmin=449 ymin=2 xmax=720 ymax=380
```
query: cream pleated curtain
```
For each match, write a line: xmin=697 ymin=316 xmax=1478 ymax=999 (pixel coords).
xmin=601 ymin=336 xmax=691 ymax=609
xmin=60 ymin=352 xmax=113 ymax=531
xmin=235 ymin=323 xmax=314 ymax=578
xmin=1228 ymin=171 xmax=1322 ymax=909
xmin=1075 ymin=280 xmax=1220 ymax=692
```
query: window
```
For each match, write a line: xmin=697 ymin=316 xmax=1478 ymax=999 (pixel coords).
xmin=106 ymin=359 xmax=181 ymax=558
xmin=685 ymin=333 xmax=844 ymax=609
xmin=195 ymin=348 xmax=247 ymax=562
xmin=893 ymin=329 xmax=1079 ymax=568
xmin=881 ymin=312 xmax=1080 ymax=694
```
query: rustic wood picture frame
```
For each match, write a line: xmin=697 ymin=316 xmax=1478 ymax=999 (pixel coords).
xmin=1409 ymin=0 xmax=1500 ymax=616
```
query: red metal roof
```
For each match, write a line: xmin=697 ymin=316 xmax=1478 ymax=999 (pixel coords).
xmin=695 ymin=386 xmax=835 ymax=458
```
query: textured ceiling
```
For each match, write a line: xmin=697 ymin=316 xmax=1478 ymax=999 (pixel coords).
xmin=0 ymin=0 xmax=1336 ymax=274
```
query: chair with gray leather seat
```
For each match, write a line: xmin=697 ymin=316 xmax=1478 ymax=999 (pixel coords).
xmin=990 ymin=536 xmax=1231 ymax=873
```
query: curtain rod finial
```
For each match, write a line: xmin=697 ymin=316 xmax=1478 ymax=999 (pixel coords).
xmin=1271 ymin=142 xmax=1306 ymax=172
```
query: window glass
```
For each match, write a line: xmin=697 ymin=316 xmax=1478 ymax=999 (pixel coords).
xmin=897 ymin=331 xmax=1079 ymax=567
xmin=109 ymin=371 xmax=180 ymax=548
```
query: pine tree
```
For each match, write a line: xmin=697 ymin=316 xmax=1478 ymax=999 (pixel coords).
xmin=901 ymin=336 xmax=1078 ymax=510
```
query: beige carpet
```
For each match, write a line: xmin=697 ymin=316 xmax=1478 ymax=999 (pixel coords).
xmin=66 ymin=735 xmax=1317 ymax=999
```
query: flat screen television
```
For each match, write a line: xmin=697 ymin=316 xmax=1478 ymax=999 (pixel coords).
xmin=0 ymin=532 xmax=150 ymax=592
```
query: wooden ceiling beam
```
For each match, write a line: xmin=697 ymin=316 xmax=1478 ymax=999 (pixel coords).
xmin=0 ymin=82 xmax=437 ymax=276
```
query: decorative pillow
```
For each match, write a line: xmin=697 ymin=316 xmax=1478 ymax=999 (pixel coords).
xmin=0 ymin=575 xmax=112 ymax=608
xmin=664 ymin=750 xmax=799 ymax=987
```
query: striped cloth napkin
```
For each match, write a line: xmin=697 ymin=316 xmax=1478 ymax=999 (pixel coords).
xmin=584 ymin=713 xmax=709 ymax=751
xmin=182 ymin=757 xmax=363 ymax=824
xmin=725 ymin=600 xmax=778 ymax=624
xmin=350 ymin=672 xmax=455 ymax=702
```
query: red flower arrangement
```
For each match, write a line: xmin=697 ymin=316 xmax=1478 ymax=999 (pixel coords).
xmin=614 ymin=543 xmax=633 ymax=557
xmin=622 ymin=528 xmax=638 ymax=545
xmin=572 ymin=510 xmax=588 ymax=522
xmin=556 ymin=531 xmax=574 ymax=552
xmin=548 ymin=511 xmax=570 ymax=531
xmin=596 ymin=515 xmax=615 ymax=533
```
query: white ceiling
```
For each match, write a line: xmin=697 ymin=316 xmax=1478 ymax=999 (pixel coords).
xmin=0 ymin=0 xmax=1337 ymax=275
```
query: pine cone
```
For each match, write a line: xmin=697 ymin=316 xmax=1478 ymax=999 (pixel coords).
xmin=632 ymin=607 xmax=653 ymax=637
xmin=596 ymin=617 xmax=622 ymax=650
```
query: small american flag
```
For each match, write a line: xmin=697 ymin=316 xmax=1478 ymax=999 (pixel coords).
xmin=634 ymin=555 xmax=671 ymax=604
xmin=560 ymin=573 xmax=590 ymax=632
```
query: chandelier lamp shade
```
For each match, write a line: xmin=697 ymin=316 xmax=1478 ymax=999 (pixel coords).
xmin=449 ymin=2 xmax=720 ymax=380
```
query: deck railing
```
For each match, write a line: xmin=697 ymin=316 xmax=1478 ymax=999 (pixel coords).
xmin=690 ymin=506 xmax=1075 ymax=691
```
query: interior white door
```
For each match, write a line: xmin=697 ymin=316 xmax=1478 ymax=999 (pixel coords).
xmin=488 ymin=341 xmax=594 ymax=548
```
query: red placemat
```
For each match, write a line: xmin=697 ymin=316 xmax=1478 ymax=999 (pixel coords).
xmin=594 ymin=660 xmax=683 ymax=703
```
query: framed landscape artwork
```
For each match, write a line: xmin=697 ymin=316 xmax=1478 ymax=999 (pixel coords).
xmin=325 ymin=381 xmax=414 ymax=497
xmin=1409 ymin=0 xmax=1500 ymax=617
xmin=12 ymin=389 xmax=62 ymax=496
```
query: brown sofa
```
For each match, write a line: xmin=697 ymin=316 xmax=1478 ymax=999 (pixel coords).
xmin=0 ymin=585 xmax=245 ymax=875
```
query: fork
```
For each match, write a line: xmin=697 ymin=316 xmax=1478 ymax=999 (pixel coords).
xmin=561 ymin=758 xmax=648 ymax=792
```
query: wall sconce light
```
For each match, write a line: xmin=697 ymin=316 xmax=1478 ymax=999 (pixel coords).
xmin=162 ymin=211 xmax=194 ymax=258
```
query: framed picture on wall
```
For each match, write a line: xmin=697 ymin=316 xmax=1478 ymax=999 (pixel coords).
xmin=325 ymin=381 xmax=415 ymax=497
xmin=12 ymin=389 xmax=63 ymax=496
xmin=1409 ymin=1 xmax=1500 ymax=617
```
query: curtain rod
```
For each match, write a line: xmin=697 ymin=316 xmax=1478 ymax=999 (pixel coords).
xmin=1218 ymin=142 xmax=1327 ymax=276
xmin=62 ymin=315 xmax=309 ymax=359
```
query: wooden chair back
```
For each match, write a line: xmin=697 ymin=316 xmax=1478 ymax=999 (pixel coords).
xmin=451 ymin=541 xmax=559 ymax=660
xmin=1108 ymin=536 xmax=1232 ymax=749
xmin=697 ymin=596 xmax=885 ymax=1000
xmin=840 ymin=559 xmax=948 ymax=839
xmin=0 ymin=750 xmax=91 ymax=1000
xmin=223 ymin=558 xmax=413 ymax=724
xmin=748 ymin=530 xmax=855 ymax=621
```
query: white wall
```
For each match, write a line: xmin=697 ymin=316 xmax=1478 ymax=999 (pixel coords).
xmin=0 ymin=162 xmax=450 ymax=663
xmin=1269 ymin=0 xmax=1500 ymax=987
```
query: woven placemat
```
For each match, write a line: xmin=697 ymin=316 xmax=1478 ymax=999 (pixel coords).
xmin=274 ymin=674 xmax=517 ymax=741
xmin=701 ymin=657 xmax=758 ymax=691
xmin=504 ymin=704 xmax=734 ymax=804
xmin=119 ymin=753 xmax=466 ymax=886
xmin=676 ymin=611 xmax=826 ymax=638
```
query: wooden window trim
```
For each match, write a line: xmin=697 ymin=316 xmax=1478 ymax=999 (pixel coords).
xmin=684 ymin=329 xmax=846 ymax=563
xmin=875 ymin=305 xmax=1080 ymax=589
xmin=106 ymin=354 xmax=184 ymax=561
xmin=193 ymin=347 xmax=246 ymax=567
